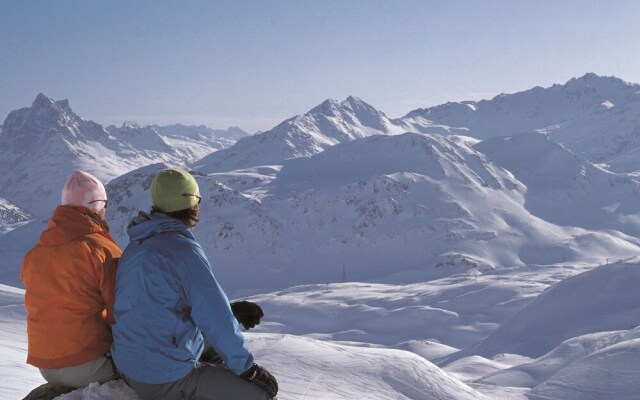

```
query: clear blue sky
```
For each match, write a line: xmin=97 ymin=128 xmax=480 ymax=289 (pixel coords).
xmin=1 ymin=0 xmax=639 ymax=132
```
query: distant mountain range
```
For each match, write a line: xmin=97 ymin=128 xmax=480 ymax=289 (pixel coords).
xmin=0 ymin=93 xmax=247 ymax=217
xmin=196 ymin=73 xmax=640 ymax=174
xmin=2 ymin=74 xmax=640 ymax=294
xmin=405 ymin=73 xmax=640 ymax=173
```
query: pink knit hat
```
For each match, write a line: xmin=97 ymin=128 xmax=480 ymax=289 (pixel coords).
xmin=61 ymin=170 xmax=108 ymax=213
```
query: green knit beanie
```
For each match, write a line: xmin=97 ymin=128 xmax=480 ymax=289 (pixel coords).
xmin=151 ymin=168 xmax=201 ymax=213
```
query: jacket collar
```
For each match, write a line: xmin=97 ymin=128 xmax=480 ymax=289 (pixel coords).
xmin=127 ymin=211 xmax=194 ymax=243
xmin=40 ymin=205 xmax=113 ymax=246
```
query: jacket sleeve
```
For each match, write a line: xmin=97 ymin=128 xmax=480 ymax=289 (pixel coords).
xmin=180 ymin=245 xmax=254 ymax=375
xmin=90 ymin=242 xmax=118 ymax=326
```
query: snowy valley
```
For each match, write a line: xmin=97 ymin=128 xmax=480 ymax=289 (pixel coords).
xmin=3 ymin=74 xmax=640 ymax=399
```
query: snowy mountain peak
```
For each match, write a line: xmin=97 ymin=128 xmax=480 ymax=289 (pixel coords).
xmin=345 ymin=94 xmax=363 ymax=103
xmin=121 ymin=120 xmax=141 ymax=129
xmin=193 ymin=96 xmax=408 ymax=173
xmin=298 ymin=96 xmax=396 ymax=133
xmin=0 ymin=95 xmax=119 ymax=215
xmin=0 ymin=95 xmax=243 ymax=217
xmin=404 ymin=101 xmax=476 ymax=119
xmin=32 ymin=92 xmax=55 ymax=109
xmin=30 ymin=93 xmax=75 ymax=118
xmin=402 ymin=73 xmax=640 ymax=146
xmin=307 ymin=96 xmax=385 ymax=123
xmin=564 ymin=73 xmax=633 ymax=89
xmin=556 ymin=73 xmax=639 ymax=105
xmin=309 ymin=98 xmax=342 ymax=114
xmin=2 ymin=93 xmax=97 ymax=148
xmin=407 ymin=73 xmax=636 ymax=119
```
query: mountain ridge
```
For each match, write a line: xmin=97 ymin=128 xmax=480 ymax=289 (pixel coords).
xmin=192 ymin=96 xmax=414 ymax=173
xmin=2 ymin=74 xmax=640 ymax=291
xmin=402 ymin=73 xmax=640 ymax=173
xmin=0 ymin=94 xmax=245 ymax=216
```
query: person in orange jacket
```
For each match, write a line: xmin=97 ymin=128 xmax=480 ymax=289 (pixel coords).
xmin=21 ymin=170 xmax=122 ymax=388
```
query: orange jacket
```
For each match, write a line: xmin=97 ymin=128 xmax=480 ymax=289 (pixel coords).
xmin=21 ymin=205 xmax=122 ymax=369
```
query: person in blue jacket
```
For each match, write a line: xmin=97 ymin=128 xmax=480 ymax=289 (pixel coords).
xmin=111 ymin=168 xmax=278 ymax=400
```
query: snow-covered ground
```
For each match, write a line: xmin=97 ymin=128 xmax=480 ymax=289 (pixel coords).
xmin=5 ymin=260 xmax=640 ymax=399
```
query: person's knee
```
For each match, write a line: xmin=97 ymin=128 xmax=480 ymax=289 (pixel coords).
xmin=189 ymin=364 xmax=273 ymax=400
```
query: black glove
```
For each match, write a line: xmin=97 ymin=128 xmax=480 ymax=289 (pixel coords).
xmin=199 ymin=346 xmax=224 ymax=365
xmin=230 ymin=301 xmax=264 ymax=330
xmin=241 ymin=364 xmax=278 ymax=397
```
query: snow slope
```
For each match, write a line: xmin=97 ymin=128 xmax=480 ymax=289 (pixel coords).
xmin=106 ymin=122 xmax=245 ymax=165
xmin=0 ymin=285 xmax=42 ymax=400
xmin=0 ymin=198 xmax=32 ymax=232
xmin=1 ymin=284 xmax=490 ymax=400
xmin=152 ymin=124 xmax=247 ymax=141
xmin=247 ymin=270 xmax=548 ymax=350
xmin=475 ymin=131 xmax=640 ymax=236
xmin=527 ymin=338 xmax=640 ymax=400
xmin=477 ymin=330 xmax=629 ymax=388
xmin=101 ymin=132 xmax=640 ymax=296
xmin=7 ymin=260 xmax=640 ymax=399
xmin=48 ymin=334 xmax=492 ymax=400
xmin=441 ymin=262 xmax=640 ymax=363
xmin=248 ymin=335 xmax=488 ymax=400
xmin=0 ymin=219 xmax=45 ymax=288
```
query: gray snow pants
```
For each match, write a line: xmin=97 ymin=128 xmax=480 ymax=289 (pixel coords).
xmin=124 ymin=363 xmax=272 ymax=400
xmin=39 ymin=355 xmax=119 ymax=388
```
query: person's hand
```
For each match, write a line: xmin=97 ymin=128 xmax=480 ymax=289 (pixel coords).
xmin=199 ymin=346 xmax=224 ymax=365
xmin=241 ymin=364 xmax=278 ymax=397
xmin=230 ymin=301 xmax=264 ymax=330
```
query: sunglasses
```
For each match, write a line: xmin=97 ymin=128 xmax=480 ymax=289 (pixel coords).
xmin=182 ymin=193 xmax=202 ymax=205
xmin=88 ymin=199 xmax=108 ymax=209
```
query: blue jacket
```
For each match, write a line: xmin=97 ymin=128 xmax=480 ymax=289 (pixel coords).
xmin=111 ymin=212 xmax=254 ymax=384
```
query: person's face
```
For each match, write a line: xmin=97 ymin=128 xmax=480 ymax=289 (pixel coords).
xmin=97 ymin=206 xmax=107 ymax=218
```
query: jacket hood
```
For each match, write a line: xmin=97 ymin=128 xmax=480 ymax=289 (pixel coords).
xmin=127 ymin=211 xmax=194 ymax=242
xmin=40 ymin=205 xmax=111 ymax=247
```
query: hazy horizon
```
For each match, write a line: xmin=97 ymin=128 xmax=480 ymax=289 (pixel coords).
xmin=2 ymin=0 xmax=639 ymax=133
